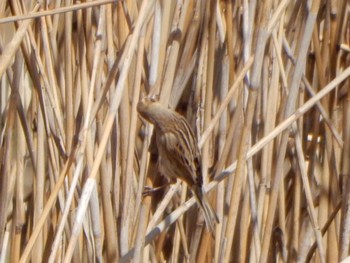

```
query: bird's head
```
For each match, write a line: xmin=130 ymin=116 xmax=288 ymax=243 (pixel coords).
xmin=137 ymin=96 xmax=163 ymax=124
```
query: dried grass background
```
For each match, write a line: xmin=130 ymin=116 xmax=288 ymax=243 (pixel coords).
xmin=0 ymin=0 xmax=350 ymax=262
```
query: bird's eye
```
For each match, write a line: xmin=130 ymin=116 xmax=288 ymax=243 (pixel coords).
xmin=149 ymin=94 xmax=159 ymax=102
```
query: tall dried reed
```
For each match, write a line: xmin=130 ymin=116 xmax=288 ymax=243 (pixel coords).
xmin=0 ymin=1 xmax=349 ymax=262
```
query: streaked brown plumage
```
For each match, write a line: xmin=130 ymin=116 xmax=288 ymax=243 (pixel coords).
xmin=137 ymin=97 xmax=219 ymax=234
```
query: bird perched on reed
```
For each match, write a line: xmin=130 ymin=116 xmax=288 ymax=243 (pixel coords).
xmin=137 ymin=96 xmax=219 ymax=234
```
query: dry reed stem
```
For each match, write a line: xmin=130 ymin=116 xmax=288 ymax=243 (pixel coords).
xmin=199 ymin=56 xmax=254 ymax=148
xmin=0 ymin=0 xmax=114 ymax=24
xmin=124 ymin=16 xmax=145 ymax=263
xmin=1 ymin=0 xmax=350 ymax=262
xmin=63 ymin=1 xmax=155 ymax=261
xmin=260 ymin=1 xmax=322 ymax=262
xmin=120 ymin=62 xmax=350 ymax=261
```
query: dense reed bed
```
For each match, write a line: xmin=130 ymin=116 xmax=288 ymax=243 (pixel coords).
xmin=0 ymin=0 xmax=350 ymax=262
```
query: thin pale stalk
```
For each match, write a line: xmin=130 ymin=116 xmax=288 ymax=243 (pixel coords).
xmin=0 ymin=94 xmax=16 ymax=251
xmin=0 ymin=225 xmax=10 ymax=263
xmin=89 ymin=53 xmax=105 ymax=263
xmin=306 ymin=201 xmax=342 ymax=261
xmin=247 ymin=156 xmax=261 ymax=260
xmin=98 ymin=117 xmax=118 ymax=262
xmin=63 ymin=1 xmax=155 ymax=261
xmin=171 ymin=185 xmax=189 ymax=263
xmin=289 ymin=157 xmax=301 ymax=262
xmin=149 ymin=0 xmax=172 ymax=92
xmin=89 ymin=186 xmax=103 ymax=262
xmin=64 ymin=0 xmax=74 ymax=153
xmin=221 ymin=1 xmax=272 ymax=261
xmin=256 ymin=28 xmax=281 ymax=248
xmin=96 ymin=6 xmax=118 ymax=262
xmin=214 ymin=52 xmax=229 ymax=261
xmin=32 ymin=98 xmax=45 ymax=263
xmin=25 ymin=26 xmax=65 ymax=143
xmin=225 ymin=0 xmax=234 ymax=85
xmin=39 ymin=9 xmax=65 ymax=142
xmin=61 ymin=2 xmax=107 ymax=260
xmin=2 ymin=1 xmax=350 ymax=262
xmin=238 ymin=181 xmax=251 ymax=262
xmin=340 ymin=76 xmax=350 ymax=260
xmin=13 ymin=110 xmax=26 ymax=263
xmin=117 ymin=0 xmax=134 ymax=254
xmin=292 ymin=124 xmax=326 ymax=261
xmin=202 ymin=0 xmax=216 ymax=181
xmin=199 ymin=57 xmax=254 ymax=148
xmin=0 ymin=3 xmax=39 ymax=79
xmin=160 ymin=0 xmax=190 ymax=103
xmin=128 ymin=25 xmax=146 ymax=262
xmin=0 ymin=0 xmax=114 ymax=24
xmin=259 ymin=1 xmax=321 ymax=262
xmin=170 ymin=1 xmax=200 ymax=108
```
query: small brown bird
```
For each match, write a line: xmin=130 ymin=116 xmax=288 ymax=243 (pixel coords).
xmin=137 ymin=97 xmax=219 ymax=234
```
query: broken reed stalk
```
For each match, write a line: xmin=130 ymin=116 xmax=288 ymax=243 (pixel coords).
xmin=0 ymin=1 xmax=350 ymax=263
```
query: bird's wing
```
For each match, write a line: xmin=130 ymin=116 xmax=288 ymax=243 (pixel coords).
xmin=159 ymin=131 xmax=198 ymax=186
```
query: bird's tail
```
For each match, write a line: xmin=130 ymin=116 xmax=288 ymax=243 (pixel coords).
xmin=192 ymin=186 xmax=219 ymax=235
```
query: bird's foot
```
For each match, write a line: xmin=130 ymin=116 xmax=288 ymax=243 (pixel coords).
xmin=142 ymin=184 xmax=169 ymax=197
